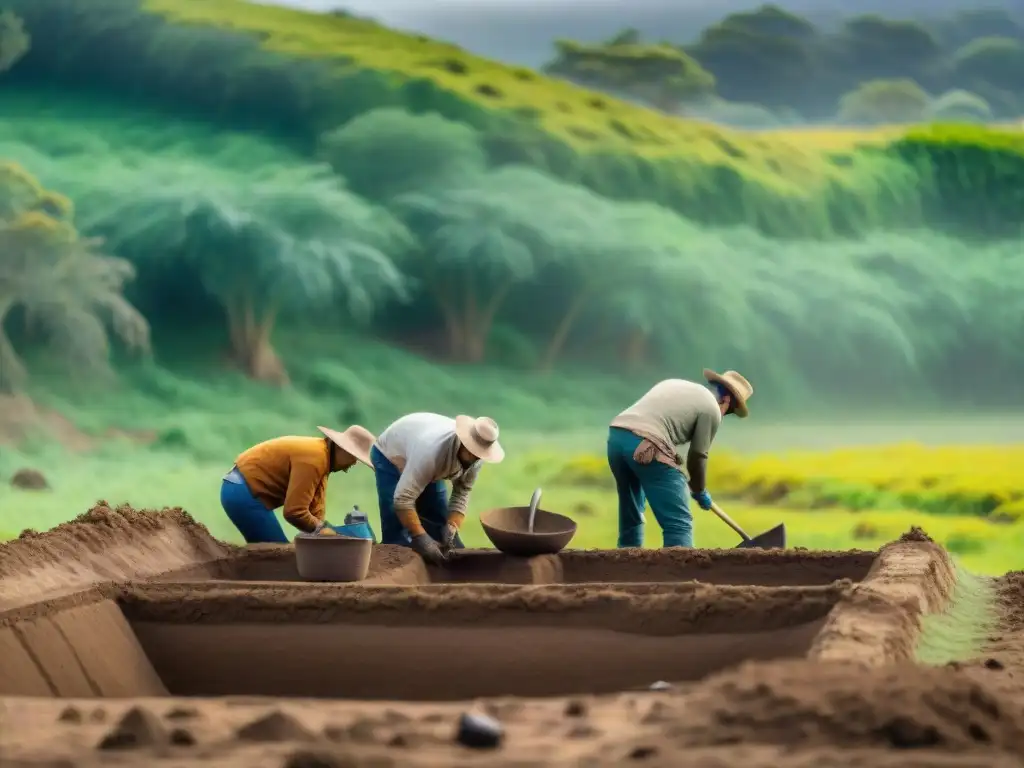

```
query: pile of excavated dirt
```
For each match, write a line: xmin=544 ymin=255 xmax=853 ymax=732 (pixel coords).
xmin=0 ymin=506 xmax=1021 ymax=767
xmin=0 ymin=502 xmax=233 ymax=610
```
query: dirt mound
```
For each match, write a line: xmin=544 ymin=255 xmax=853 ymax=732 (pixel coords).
xmin=0 ymin=503 xmax=232 ymax=610
xmin=669 ymin=659 xmax=1024 ymax=752
xmin=899 ymin=526 xmax=935 ymax=543
xmin=998 ymin=572 xmax=1024 ymax=632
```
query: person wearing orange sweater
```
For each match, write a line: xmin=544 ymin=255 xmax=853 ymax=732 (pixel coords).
xmin=220 ymin=426 xmax=376 ymax=543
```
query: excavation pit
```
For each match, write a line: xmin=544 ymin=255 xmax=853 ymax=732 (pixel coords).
xmin=0 ymin=580 xmax=846 ymax=701
xmin=149 ymin=545 xmax=875 ymax=587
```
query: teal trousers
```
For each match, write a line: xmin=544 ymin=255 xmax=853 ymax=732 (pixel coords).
xmin=606 ymin=427 xmax=693 ymax=548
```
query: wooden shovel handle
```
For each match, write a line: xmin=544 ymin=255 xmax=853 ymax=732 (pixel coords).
xmin=707 ymin=501 xmax=753 ymax=543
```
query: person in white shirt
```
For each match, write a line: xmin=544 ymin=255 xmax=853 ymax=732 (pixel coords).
xmin=607 ymin=369 xmax=753 ymax=548
xmin=371 ymin=412 xmax=504 ymax=565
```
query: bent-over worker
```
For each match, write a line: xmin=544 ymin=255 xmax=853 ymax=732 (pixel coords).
xmin=220 ymin=425 xmax=376 ymax=544
xmin=607 ymin=369 xmax=753 ymax=549
xmin=372 ymin=412 xmax=504 ymax=565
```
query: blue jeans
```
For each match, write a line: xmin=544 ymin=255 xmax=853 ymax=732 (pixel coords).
xmin=220 ymin=469 xmax=289 ymax=544
xmin=606 ymin=427 xmax=693 ymax=548
xmin=371 ymin=445 xmax=466 ymax=548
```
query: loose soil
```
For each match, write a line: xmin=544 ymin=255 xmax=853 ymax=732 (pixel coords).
xmin=0 ymin=508 xmax=1021 ymax=767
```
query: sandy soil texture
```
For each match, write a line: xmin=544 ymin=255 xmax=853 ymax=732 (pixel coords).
xmin=0 ymin=505 xmax=1021 ymax=767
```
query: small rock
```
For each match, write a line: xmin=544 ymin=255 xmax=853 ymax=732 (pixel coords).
xmin=629 ymin=745 xmax=658 ymax=759
xmin=11 ymin=468 xmax=49 ymax=491
xmin=97 ymin=706 xmax=166 ymax=750
xmin=455 ymin=712 xmax=503 ymax=750
xmin=284 ymin=751 xmax=349 ymax=768
xmin=345 ymin=718 xmax=377 ymax=743
xmin=387 ymin=732 xmax=408 ymax=747
xmin=236 ymin=711 xmax=315 ymax=743
xmin=90 ymin=708 xmax=106 ymax=723
xmin=165 ymin=706 xmax=199 ymax=720
xmin=169 ymin=728 xmax=196 ymax=746
xmin=58 ymin=706 xmax=82 ymax=724
xmin=984 ymin=658 xmax=1005 ymax=670
xmin=649 ymin=681 xmax=672 ymax=692
xmin=564 ymin=699 xmax=586 ymax=717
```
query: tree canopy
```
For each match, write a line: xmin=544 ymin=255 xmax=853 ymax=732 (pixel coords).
xmin=542 ymin=5 xmax=1024 ymax=123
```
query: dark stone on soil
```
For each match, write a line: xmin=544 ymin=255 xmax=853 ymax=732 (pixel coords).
xmin=58 ymin=706 xmax=82 ymax=724
xmin=985 ymin=658 xmax=1005 ymax=670
xmin=564 ymin=699 xmax=586 ymax=717
xmin=877 ymin=716 xmax=942 ymax=748
xmin=629 ymin=745 xmax=658 ymax=759
xmin=97 ymin=707 xmax=166 ymax=750
xmin=455 ymin=712 xmax=503 ymax=749
xmin=237 ymin=711 xmax=316 ymax=743
xmin=284 ymin=751 xmax=349 ymax=768
xmin=11 ymin=468 xmax=49 ymax=491
xmin=169 ymin=728 xmax=196 ymax=746
xmin=166 ymin=706 xmax=199 ymax=720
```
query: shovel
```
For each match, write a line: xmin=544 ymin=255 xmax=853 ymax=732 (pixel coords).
xmin=707 ymin=499 xmax=786 ymax=549
xmin=685 ymin=474 xmax=786 ymax=549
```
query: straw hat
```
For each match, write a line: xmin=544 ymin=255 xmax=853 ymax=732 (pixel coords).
xmin=317 ymin=425 xmax=376 ymax=468
xmin=455 ymin=415 xmax=505 ymax=463
xmin=702 ymin=369 xmax=753 ymax=418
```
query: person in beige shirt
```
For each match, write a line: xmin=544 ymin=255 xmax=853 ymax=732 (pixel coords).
xmin=607 ymin=369 xmax=753 ymax=548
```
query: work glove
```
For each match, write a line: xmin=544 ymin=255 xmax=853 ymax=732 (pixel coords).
xmin=411 ymin=533 xmax=447 ymax=566
xmin=312 ymin=521 xmax=337 ymax=536
xmin=440 ymin=522 xmax=459 ymax=553
xmin=691 ymin=488 xmax=714 ymax=511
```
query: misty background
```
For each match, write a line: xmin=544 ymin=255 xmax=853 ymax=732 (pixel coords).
xmin=266 ymin=0 xmax=1024 ymax=66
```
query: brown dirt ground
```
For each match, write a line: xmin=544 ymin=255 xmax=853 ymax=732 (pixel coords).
xmin=0 ymin=509 xmax=1021 ymax=766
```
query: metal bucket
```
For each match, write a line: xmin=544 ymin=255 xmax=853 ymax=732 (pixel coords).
xmin=293 ymin=533 xmax=372 ymax=582
xmin=480 ymin=506 xmax=577 ymax=557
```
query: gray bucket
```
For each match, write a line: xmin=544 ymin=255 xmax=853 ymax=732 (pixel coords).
xmin=293 ymin=533 xmax=372 ymax=582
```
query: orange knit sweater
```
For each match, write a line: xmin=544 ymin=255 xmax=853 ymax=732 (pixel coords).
xmin=235 ymin=436 xmax=331 ymax=533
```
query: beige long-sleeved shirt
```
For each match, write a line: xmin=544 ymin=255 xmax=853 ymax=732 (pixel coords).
xmin=374 ymin=412 xmax=482 ymax=519
xmin=611 ymin=380 xmax=722 ymax=490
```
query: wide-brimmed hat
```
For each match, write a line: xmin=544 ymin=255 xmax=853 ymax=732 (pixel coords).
xmin=702 ymin=369 xmax=753 ymax=418
xmin=454 ymin=415 xmax=505 ymax=463
xmin=317 ymin=425 xmax=376 ymax=468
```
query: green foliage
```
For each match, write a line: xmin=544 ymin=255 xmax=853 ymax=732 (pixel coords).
xmin=928 ymin=90 xmax=993 ymax=122
xmin=0 ymin=161 xmax=148 ymax=392
xmin=544 ymin=39 xmax=715 ymax=112
xmin=0 ymin=10 xmax=29 ymax=73
xmin=686 ymin=20 xmax=813 ymax=110
xmin=889 ymin=125 xmax=1024 ymax=238
xmin=837 ymin=79 xmax=931 ymax=125
xmin=318 ymin=108 xmax=487 ymax=201
xmin=953 ymin=37 xmax=1024 ymax=93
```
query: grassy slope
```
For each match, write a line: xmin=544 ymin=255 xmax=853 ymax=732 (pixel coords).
xmin=143 ymin=0 xmax=894 ymax=191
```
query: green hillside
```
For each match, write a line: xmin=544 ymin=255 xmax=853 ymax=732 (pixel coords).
xmin=3 ymin=0 xmax=1021 ymax=239
xmin=0 ymin=0 xmax=1023 ymax=414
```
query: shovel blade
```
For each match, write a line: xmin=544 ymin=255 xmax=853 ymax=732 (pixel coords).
xmin=736 ymin=523 xmax=786 ymax=550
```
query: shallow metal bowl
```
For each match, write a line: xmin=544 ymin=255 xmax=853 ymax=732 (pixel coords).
xmin=479 ymin=506 xmax=577 ymax=557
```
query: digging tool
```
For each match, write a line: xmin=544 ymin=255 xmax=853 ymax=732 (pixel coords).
xmin=683 ymin=472 xmax=786 ymax=549
xmin=707 ymin=499 xmax=786 ymax=549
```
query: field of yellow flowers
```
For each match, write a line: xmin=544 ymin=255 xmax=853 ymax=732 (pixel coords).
xmin=546 ymin=443 xmax=1024 ymax=574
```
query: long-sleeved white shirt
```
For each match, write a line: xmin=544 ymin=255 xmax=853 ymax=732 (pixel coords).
xmin=374 ymin=413 xmax=482 ymax=515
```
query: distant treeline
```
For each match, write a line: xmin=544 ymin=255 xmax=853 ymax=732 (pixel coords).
xmin=543 ymin=6 xmax=1024 ymax=127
